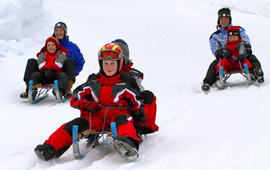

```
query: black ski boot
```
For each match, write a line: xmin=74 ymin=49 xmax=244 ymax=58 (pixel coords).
xmin=34 ymin=144 xmax=56 ymax=161
xmin=201 ymin=83 xmax=210 ymax=91
xmin=20 ymin=91 xmax=28 ymax=98
xmin=20 ymin=87 xmax=29 ymax=99
xmin=248 ymin=69 xmax=256 ymax=81
xmin=113 ymin=135 xmax=138 ymax=161
xmin=254 ymin=67 xmax=264 ymax=83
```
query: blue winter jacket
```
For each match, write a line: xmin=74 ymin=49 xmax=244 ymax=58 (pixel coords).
xmin=209 ymin=23 xmax=251 ymax=56
xmin=59 ymin=36 xmax=85 ymax=75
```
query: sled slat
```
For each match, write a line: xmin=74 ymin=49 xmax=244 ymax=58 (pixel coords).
xmin=77 ymin=129 xmax=112 ymax=139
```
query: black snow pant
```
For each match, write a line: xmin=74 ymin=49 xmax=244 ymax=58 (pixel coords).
xmin=203 ymin=59 xmax=219 ymax=86
xmin=203 ymin=54 xmax=263 ymax=85
xmin=23 ymin=58 xmax=76 ymax=90
xmin=246 ymin=54 xmax=262 ymax=70
xmin=30 ymin=72 xmax=69 ymax=94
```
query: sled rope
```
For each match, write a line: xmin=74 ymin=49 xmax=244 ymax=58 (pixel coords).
xmin=81 ymin=105 xmax=129 ymax=147
xmin=99 ymin=105 xmax=129 ymax=147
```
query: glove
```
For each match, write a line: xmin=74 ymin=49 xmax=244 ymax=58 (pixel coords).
xmin=223 ymin=51 xmax=232 ymax=59
xmin=42 ymin=68 xmax=56 ymax=78
xmin=215 ymin=49 xmax=223 ymax=60
xmin=132 ymin=110 xmax=146 ymax=123
xmin=79 ymin=100 xmax=100 ymax=113
xmin=245 ymin=44 xmax=252 ymax=55
xmin=237 ymin=55 xmax=246 ymax=62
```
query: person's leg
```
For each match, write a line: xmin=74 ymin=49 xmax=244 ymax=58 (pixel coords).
xmin=63 ymin=58 xmax=76 ymax=95
xmin=20 ymin=59 xmax=39 ymax=98
xmin=202 ymin=59 xmax=219 ymax=91
xmin=135 ymin=90 xmax=158 ymax=135
xmin=55 ymin=72 xmax=69 ymax=95
xmin=113 ymin=114 xmax=140 ymax=161
xmin=246 ymin=54 xmax=264 ymax=83
xmin=34 ymin=117 xmax=89 ymax=161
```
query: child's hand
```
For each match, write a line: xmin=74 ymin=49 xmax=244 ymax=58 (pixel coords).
xmin=237 ymin=55 xmax=245 ymax=62
xmin=224 ymin=51 xmax=232 ymax=59
xmin=42 ymin=68 xmax=56 ymax=78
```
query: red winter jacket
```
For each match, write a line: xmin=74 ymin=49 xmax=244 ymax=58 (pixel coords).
xmin=70 ymin=73 xmax=142 ymax=121
xmin=37 ymin=51 xmax=67 ymax=75
xmin=216 ymin=39 xmax=252 ymax=73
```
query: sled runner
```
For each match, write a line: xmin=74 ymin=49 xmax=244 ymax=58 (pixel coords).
xmin=216 ymin=63 xmax=254 ymax=89
xmin=28 ymin=80 xmax=65 ymax=104
xmin=72 ymin=122 xmax=117 ymax=159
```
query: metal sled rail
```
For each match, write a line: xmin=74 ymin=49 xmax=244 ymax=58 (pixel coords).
xmin=216 ymin=63 xmax=253 ymax=90
xmin=72 ymin=122 xmax=117 ymax=159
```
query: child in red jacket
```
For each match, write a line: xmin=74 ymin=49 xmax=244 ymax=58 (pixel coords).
xmin=215 ymin=26 xmax=253 ymax=73
xmin=29 ymin=36 xmax=69 ymax=98
xmin=34 ymin=43 xmax=146 ymax=162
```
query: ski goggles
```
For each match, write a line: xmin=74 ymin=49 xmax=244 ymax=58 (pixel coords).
xmin=99 ymin=50 xmax=122 ymax=61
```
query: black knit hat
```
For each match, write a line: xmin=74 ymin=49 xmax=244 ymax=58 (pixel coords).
xmin=53 ymin=22 xmax=67 ymax=39
xmin=217 ymin=8 xmax=232 ymax=25
xmin=226 ymin=26 xmax=241 ymax=39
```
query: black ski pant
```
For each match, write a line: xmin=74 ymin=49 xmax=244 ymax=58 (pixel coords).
xmin=30 ymin=72 xmax=69 ymax=94
xmin=246 ymin=54 xmax=262 ymax=70
xmin=23 ymin=58 xmax=76 ymax=90
xmin=203 ymin=54 xmax=263 ymax=85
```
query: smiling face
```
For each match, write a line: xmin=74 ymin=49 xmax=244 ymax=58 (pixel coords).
xmin=219 ymin=17 xmax=230 ymax=27
xmin=47 ymin=42 xmax=57 ymax=53
xmin=102 ymin=59 xmax=117 ymax=76
xmin=228 ymin=35 xmax=239 ymax=42
xmin=54 ymin=28 xmax=65 ymax=39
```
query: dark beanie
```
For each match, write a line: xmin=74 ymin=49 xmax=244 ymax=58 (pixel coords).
xmin=53 ymin=22 xmax=67 ymax=39
xmin=217 ymin=7 xmax=232 ymax=24
xmin=226 ymin=26 xmax=241 ymax=39
xmin=111 ymin=39 xmax=130 ymax=65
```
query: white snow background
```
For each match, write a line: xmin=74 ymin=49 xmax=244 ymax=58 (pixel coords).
xmin=0 ymin=0 xmax=270 ymax=169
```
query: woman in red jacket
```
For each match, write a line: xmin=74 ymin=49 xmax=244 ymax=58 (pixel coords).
xmin=34 ymin=43 xmax=146 ymax=162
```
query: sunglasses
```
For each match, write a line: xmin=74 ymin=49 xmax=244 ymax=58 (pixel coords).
xmin=100 ymin=50 xmax=120 ymax=60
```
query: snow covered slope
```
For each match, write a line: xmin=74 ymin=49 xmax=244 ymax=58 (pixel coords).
xmin=0 ymin=0 xmax=270 ymax=169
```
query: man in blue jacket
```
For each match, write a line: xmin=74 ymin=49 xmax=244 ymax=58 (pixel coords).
xmin=20 ymin=22 xmax=85 ymax=98
xmin=201 ymin=8 xmax=264 ymax=91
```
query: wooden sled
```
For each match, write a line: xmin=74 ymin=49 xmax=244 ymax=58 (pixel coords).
xmin=28 ymin=80 xmax=65 ymax=104
xmin=216 ymin=63 xmax=254 ymax=89
xmin=72 ymin=122 xmax=118 ymax=159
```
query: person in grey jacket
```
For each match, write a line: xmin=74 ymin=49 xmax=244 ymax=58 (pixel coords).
xmin=202 ymin=7 xmax=264 ymax=91
xmin=29 ymin=36 xmax=69 ymax=99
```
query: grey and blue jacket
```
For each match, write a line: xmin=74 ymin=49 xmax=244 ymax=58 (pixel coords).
xmin=209 ymin=23 xmax=251 ymax=56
